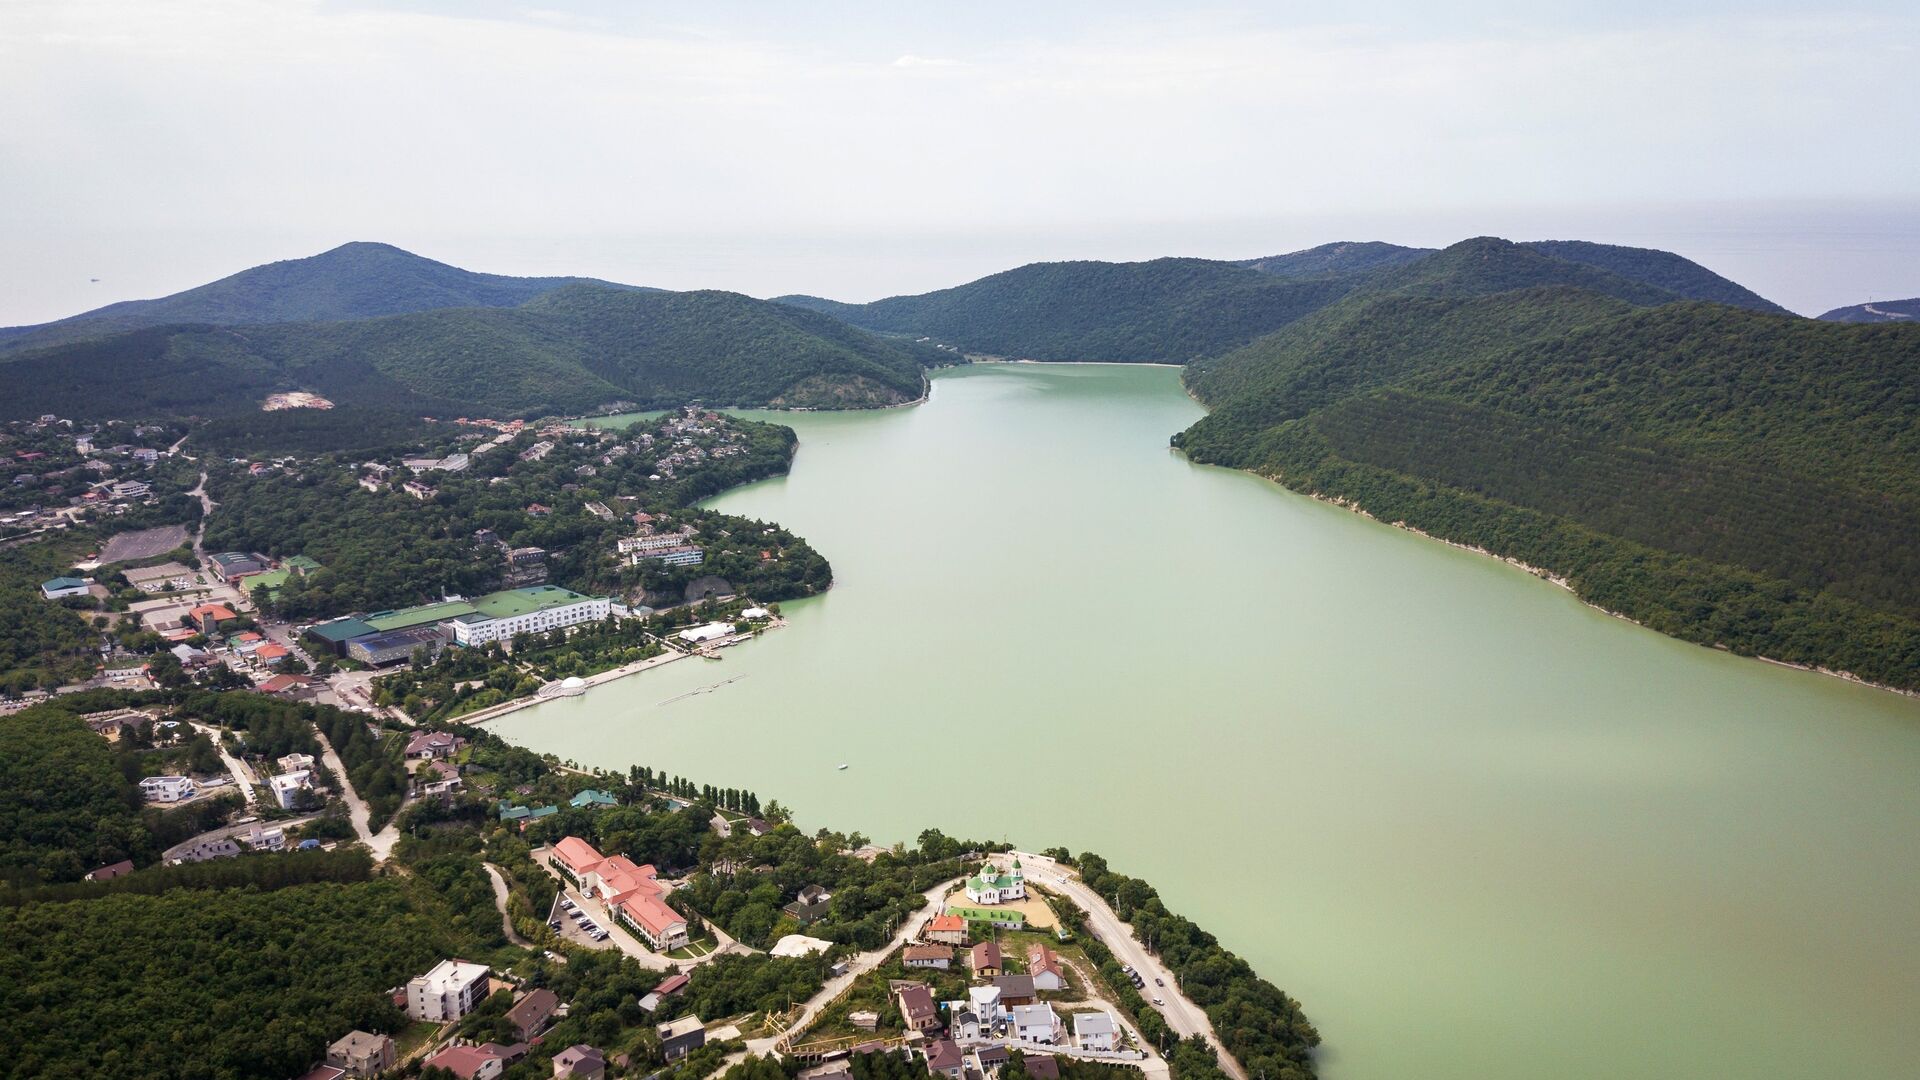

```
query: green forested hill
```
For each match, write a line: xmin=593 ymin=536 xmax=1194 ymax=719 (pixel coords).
xmin=1179 ymin=244 xmax=1920 ymax=689
xmin=0 ymin=285 xmax=939 ymax=420
xmin=772 ymin=238 xmax=1770 ymax=364
xmin=1517 ymin=240 xmax=1789 ymax=313
xmin=1818 ymin=297 xmax=1920 ymax=323
xmin=0 ymin=241 xmax=638 ymax=354
xmin=1235 ymin=241 xmax=1433 ymax=277
xmin=777 ymin=257 xmax=1365 ymax=362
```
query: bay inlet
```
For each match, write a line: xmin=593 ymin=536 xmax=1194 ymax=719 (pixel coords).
xmin=494 ymin=363 xmax=1920 ymax=1080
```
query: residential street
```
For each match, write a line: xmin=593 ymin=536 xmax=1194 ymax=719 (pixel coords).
xmin=1012 ymin=851 xmax=1249 ymax=1080
xmin=483 ymin=862 xmax=534 ymax=947
xmin=187 ymin=721 xmax=259 ymax=806
xmin=744 ymin=875 xmax=963 ymax=1056
xmin=314 ymin=730 xmax=402 ymax=862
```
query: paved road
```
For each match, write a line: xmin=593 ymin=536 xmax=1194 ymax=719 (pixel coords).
xmin=188 ymin=721 xmax=259 ymax=807
xmin=162 ymin=813 xmax=321 ymax=860
xmin=744 ymin=875 xmax=962 ymax=1056
xmin=315 ymin=730 xmax=402 ymax=862
xmin=484 ymin=863 xmax=534 ymax=947
xmin=1012 ymin=852 xmax=1248 ymax=1080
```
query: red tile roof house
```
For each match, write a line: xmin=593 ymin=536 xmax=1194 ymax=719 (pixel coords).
xmin=925 ymin=914 xmax=969 ymax=945
xmin=253 ymin=641 xmax=291 ymax=664
xmin=423 ymin=1043 xmax=509 ymax=1080
xmin=185 ymin=603 xmax=240 ymax=635
xmin=552 ymin=836 xmax=690 ymax=951
xmin=896 ymin=984 xmax=941 ymax=1033
xmin=1027 ymin=943 xmax=1067 ymax=992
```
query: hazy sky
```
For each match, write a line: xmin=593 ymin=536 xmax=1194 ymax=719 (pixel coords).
xmin=3 ymin=0 xmax=1917 ymax=322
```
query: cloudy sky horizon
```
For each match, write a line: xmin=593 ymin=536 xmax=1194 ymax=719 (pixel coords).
xmin=3 ymin=1 xmax=1917 ymax=322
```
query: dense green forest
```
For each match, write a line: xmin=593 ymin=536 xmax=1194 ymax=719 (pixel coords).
xmin=1180 ymin=239 xmax=1920 ymax=688
xmin=0 ymin=877 xmax=452 ymax=1080
xmin=0 ymin=704 xmax=149 ymax=884
xmin=776 ymin=239 xmax=1779 ymax=364
xmin=1234 ymin=241 xmax=1432 ymax=278
xmin=0 ymin=285 xmax=942 ymax=421
xmin=779 ymin=258 xmax=1364 ymax=362
xmin=0 ymin=241 xmax=640 ymax=355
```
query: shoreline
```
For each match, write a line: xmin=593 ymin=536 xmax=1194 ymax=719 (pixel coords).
xmin=970 ymin=357 xmax=1183 ymax=368
xmin=1200 ymin=453 xmax=1919 ymax=700
xmin=465 ymin=616 xmax=787 ymax=725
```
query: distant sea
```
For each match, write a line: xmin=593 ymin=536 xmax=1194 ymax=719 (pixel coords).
xmin=6 ymin=198 xmax=1919 ymax=326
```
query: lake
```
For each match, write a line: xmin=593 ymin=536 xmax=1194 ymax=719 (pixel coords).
xmin=496 ymin=363 xmax=1920 ymax=1080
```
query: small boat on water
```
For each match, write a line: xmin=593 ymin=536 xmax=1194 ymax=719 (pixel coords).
xmin=837 ymin=763 xmax=849 ymax=771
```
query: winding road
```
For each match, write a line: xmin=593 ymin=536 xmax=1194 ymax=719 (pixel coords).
xmin=743 ymin=875 xmax=963 ymax=1056
xmin=484 ymin=863 xmax=534 ymax=947
xmin=1012 ymin=852 xmax=1248 ymax=1080
xmin=315 ymin=730 xmax=402 ymax=862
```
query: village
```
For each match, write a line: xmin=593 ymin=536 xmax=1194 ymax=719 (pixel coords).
xmin=288 ymin=845 xmax=1211 ymax=1080
xmin=5 ymin=404 xmax=802 ymax=714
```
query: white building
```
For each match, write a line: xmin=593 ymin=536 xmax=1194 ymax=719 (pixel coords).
xmin=407 ymin=959 xmax=491 ymax=1021
xmin=1073 ymin=1011 xmax=1119 ymax=1051
xmin=677 ymin=622 xmax=735 ymax=645
xmin=965 ymin=860 xmax=1026 ymax=904
xmin=269 ymin=770 xmax=313 ymax=810
xmin=277 ymin=752 xmax=316 ymax=773
xmin=243 ymin=822 xmax=286 ymax=851
xmin=1012 ymin=1004 xmax=1063 ymax=1046
xmin=139 ymin=775 xmax=196 ymax=802
xmin=448 ymin=586 xmax=611 ymax=647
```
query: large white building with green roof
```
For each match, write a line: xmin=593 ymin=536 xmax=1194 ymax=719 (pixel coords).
xmin=448 ymin=585 xmax=611 ymax=646
xmin=965 ymin=860 xmax=1026 ymax=904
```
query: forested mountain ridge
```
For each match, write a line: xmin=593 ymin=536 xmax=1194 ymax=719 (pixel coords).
xmin=1178 ymin=247 xmax=1920 ymax=689
xmin=774 ymin=238 xmax=1780 ymax=363
xmin=0 ymin=285 xmax=943 ymax=421
xmin=0 ymin=241 xmax=643 ymax=355
xmin=1819 ymin=297 xmax=1920 ymax=323
xmin=1235 ymin=241 xmax=1433 ymax=277
xmin=777 ymin=257 xmax=1366 ymax=362
xmin=1515 ymin=240 xmax=1789 ymax=313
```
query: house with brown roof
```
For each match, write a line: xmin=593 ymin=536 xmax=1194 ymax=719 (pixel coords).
xmin=553 ymin=1044 xmax=607 ymax=1079
xmin=969 ymin=941 xmax=1003 ymax=976
xmin=423 ymin=1043 xmax=509 ymax=1080
xmin=903 ymin=944 xmax=954 ymax=970
xmin=1027 ymin=943 xmax=1067 ymax=992
xmin=992 ymin=974 xmax=1036 ymax=1006
xmin=325 ymin=1030 xmax=395 ymax=1077
xmin=1023 ymin=1055 xmax=1061 ymax=1080
xmin=505 ymin=987 xmax=560 ymax=1041
xmin=85 ymin=859 xmax=134 ymax=881
xmin=924 ymin=1038 xmax=965 ymax=1080
xmin=897 ymin=983 xmax=941 ymax=1033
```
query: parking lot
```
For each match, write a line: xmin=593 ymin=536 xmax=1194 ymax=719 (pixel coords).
xmin=547 ymin=890 xmax=616 ymax=949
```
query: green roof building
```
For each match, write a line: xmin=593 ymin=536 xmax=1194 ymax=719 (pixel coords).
xmin=305 ymin=616 xmax=379 ymax=656
xmin=965 ymin=859 xmax=1026 ymax=904
xmin=450 ymin=586 xmax=611 ymax=646
xmin=570 ymin=789 xmax=617 ymax=808
xmin=364 ymin=600 xmax=478 ymax=633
